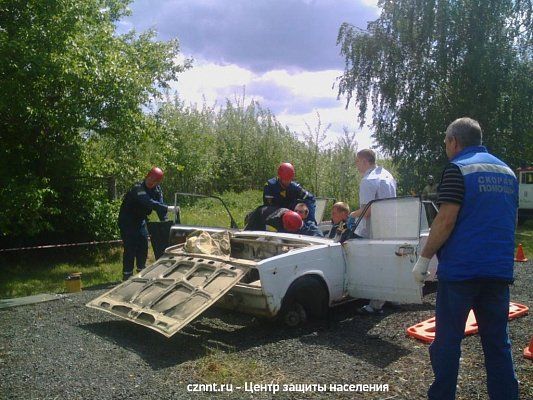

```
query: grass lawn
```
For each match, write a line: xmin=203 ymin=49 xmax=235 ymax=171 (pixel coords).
xmin=516 ymin=219 xmax=533 ymax=259
xmin=0 ymin=190 xmax=262 ymax=299
xmin=2 ymin=194 xmax=532 ymax=299
xmin=193 ymin=348 xmax=285 ymax=385
xmin=0 ymin=246 xmax=127 ymax=299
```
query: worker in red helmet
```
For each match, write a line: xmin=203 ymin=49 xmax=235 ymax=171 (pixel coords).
xmin=244 ymin=206 xmax=303 ymax=233
xmin=145 ymin=167 xmax=164 ymax=188
xmin=118 ymin=167 xmax=176 ymax=280
xmin=263 ymin=162 xmax=317 ymax=223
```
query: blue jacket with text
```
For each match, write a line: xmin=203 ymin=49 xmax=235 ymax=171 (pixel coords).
xmin=437 ymin=146 xmax=518 ymax=281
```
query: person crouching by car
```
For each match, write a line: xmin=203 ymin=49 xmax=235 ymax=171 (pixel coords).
xmin=244 ymin=206 xmax=303 ymax=233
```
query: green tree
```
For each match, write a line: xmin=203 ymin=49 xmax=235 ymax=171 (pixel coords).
xmin=300 ymin=111 xmax=331 ymax=195
xmin=117 ymin=92 xmax=307 ymax=197
xmin=320 ymin=128 xmax=360 ymax=203
xmin=0 ymin=0 xmax=188 ymax=242
xmin=152 ymin=97 xmax=218 ymax=194
xmin=337 ymin=0 xmax=532 ymax=191
xmin=211 ymin=96 xmax=302 ymax=192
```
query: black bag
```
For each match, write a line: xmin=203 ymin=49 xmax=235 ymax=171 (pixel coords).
xmin=147 ymin=220 xmax=173 ymax=259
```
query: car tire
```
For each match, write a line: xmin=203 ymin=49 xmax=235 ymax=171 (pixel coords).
xmin=279 ymin=276 xmax=329 ymax=328
xmin=281 ymin=301 xmax=307 ymax=327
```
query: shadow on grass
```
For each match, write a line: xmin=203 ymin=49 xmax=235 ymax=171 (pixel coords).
xmin=81 ymin=299 xmax=428 ymax=371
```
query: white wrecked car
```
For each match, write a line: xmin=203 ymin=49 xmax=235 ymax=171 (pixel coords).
xmin=87 ymin=196 xmax=438 ymax=337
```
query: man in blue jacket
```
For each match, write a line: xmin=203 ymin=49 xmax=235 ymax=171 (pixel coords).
xmin=263 ymin=162 xmax=317 ymax=223
xmin=412 ymin=117 xmax=519 ymax=400
xmin=118 ymin=167 xmax=175 ymax=280
xmin=294 ymin=202 xmax=323 ymax=237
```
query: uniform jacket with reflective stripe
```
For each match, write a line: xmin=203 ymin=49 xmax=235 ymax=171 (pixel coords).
xmin=118 ymin=181 xmax=168 ymax=234
xmin=263 ymin=177 xmax=317 ymax=223
xmin=437 ymin=146 xmax=518 ymax=281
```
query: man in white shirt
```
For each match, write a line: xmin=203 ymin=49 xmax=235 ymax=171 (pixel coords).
xmin=350 ymin=149 xmax=397 ymax=314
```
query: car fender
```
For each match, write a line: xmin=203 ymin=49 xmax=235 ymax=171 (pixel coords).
xmin=256 ymin=244 xmax=344 ymax=315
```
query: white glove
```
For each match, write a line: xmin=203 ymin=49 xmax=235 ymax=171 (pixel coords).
xmin=167 ymin=205 xmax=176 ymax=213
xmin=412 ymin=256 xmax=431 ymax=284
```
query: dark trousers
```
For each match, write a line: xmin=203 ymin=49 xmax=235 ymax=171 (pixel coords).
xmin=120 ymin=229 xmax=148 ymax=278
xmin=428 ymin=280 xmax=518 ymax=400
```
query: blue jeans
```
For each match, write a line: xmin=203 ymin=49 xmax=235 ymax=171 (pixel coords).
xmin=428 ymin=280 xmax=518 ymax=400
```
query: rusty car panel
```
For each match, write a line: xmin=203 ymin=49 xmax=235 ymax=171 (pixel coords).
xmin=87 ymin=254 xmax=250 ymax=337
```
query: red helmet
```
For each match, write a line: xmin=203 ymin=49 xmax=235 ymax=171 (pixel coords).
xmin=277 ymin=162 xmax=295 ymax=181
xmin=282 ymin=210 xmax=303 ymax=232
xmin=146 ymin=167 xmax=164 ymax=181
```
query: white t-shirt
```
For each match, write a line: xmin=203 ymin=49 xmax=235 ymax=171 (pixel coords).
xmin=355 ymin=166 xmax=397 ymax=237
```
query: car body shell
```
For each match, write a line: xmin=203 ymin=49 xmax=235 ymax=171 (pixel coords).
xmin=87 ymin=196 xmax=438 ymax=337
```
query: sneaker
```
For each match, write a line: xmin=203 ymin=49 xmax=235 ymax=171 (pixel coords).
xmin=122 ymin=272 xmax=133 ymax=281
xmin=356 ymin=304 xmax=383 ymax=315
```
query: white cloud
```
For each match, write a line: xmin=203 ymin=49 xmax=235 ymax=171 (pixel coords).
xmin=171 ymin=58 xmax=375 ymax=150
xmin=121 ymin=0 xmax=380 ymax=72
xmin=172 ymin=60 xmax=253 ymax=106
xmin=122 ymin=1 xmax=382 ymax=150
xmin=260 ymin=69 xmax=341 ymax=99
xmin=276 ymin=105 xmax=375 ymax=150
xmin=360 ymin=0 xmax=380 ymax=10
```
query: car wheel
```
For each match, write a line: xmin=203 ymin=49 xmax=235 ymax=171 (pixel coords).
xmin=282 ymin=301 xmax=307 ymax=327
xmin=280 ymin=276 xmax=329 ymax=328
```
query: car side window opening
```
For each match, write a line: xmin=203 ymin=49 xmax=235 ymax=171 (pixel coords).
xmin=350 ymin=197 xmax=422 ymax=240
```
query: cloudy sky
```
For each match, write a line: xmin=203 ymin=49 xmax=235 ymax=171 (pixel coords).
xmin=117 ymin=0 xmax=380 ymax=149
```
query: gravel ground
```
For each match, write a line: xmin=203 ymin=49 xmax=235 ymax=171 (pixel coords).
xmin=1 ymin=261 xmax=531 ymax=400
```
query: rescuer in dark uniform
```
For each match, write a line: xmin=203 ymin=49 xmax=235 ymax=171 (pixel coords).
xmin=244 ymin=206 xmax=303 ymax=233
xmin=263 ymin=162 xmax=317 ymax=223
xmin=422 ymin=175 xmax=439 ymax=202
xmin=118 ymin=167 xmax=175 ymax=280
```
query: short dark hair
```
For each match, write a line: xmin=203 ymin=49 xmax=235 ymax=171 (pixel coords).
xmin=446 ymin=117 xmax=482 ymax=148
xmin=356 ymin=149 xmax=376 ymax=164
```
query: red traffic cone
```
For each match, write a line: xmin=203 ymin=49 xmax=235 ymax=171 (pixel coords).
xmin=524 ymin=336 xmax=533 ymax=360
xmin=514 ymin=244 xmax=528 ymax=262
